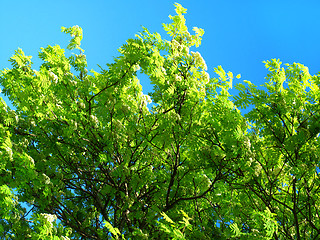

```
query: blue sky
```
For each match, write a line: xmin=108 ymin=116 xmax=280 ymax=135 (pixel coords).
xmin=1 ymin=0 xmax=320 ymax=108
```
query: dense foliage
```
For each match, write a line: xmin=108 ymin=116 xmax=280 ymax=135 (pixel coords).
xmin=1 ymin=3 xmax=320 ymax=239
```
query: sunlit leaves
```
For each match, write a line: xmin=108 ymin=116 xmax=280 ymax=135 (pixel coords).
xmin=61 ymin=25 xmax=84 ymax=51
xmin=230 ymin=223 xmax=241 ymax=237
xmin=0 ymin=2 xmax=320 ymax=240
xmin=9 ymin=48 xmax=32 ymax=69
xmin=230 ymin=58 xmax=320 ymax=238
xmin=104 ymin=221 xmax=125 ymax=240
xmin=157 ymin=211 xmax=192 ymax=240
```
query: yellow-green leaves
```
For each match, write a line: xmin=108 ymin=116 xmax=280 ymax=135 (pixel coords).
xmin=231 ymin=57 xmax=320 ymax=238
xmin=165 ymin=3 xmax=188 ymax=38
xmin=157 ymin=211 xmax=192 ymax=240
xmin=9 ymin=48 xmax=32 ymax=68
xmin=61 ymin=25 xmax=84 ymax=51
xmin=104 ymin=221 xmax=125 ymax=240
xmin=174 ymin=2 xmax=187 ymax=15
xmin=230 ymin=208 xmax=278 ymax=239
xmin=213 ymin=65 xmax=234 ymax=94
xmin=192 ymin=27 xmax=204 ymax=38
xmin=2 ymin=132 xmax=13 ymax=160
xmin=1 ymin=3 xmax=320 ymax=240
xmin=162 ymin=2 xmax=204 ymax=48
xmin=215 ymin=65 xmax=226 ymax=81
xmin=192 ymin=27 xmax=204 ymax=47
xmin=191 ymin=51 xmax=207 ymax=70
xmin=0 ymin=185 xmax=16 ymax=219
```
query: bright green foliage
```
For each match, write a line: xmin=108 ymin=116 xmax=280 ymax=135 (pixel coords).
xmin=61 ymin=26 xmax=84 ymax=51
xmin=103 ymin=221 xmax=125 ymax=240
xmin=0 ymin=3 xmax=320 ymax=239
xmin=156 ymin=210 xmax=192 ymax=240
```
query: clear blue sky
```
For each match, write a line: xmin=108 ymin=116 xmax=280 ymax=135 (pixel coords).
xmin=1 ymin=0 xmax=320 ymax=108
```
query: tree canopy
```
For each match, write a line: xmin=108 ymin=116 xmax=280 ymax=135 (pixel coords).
xmin=1 ymin=3 xmax=320 ymax=239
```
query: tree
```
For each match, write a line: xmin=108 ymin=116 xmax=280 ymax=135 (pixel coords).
xmin=0 ymin=3 xmax=320 ymax=239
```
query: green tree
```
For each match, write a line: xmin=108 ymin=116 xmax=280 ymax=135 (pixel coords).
xmin=0 ymin=3 xmax=319 ymax=239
